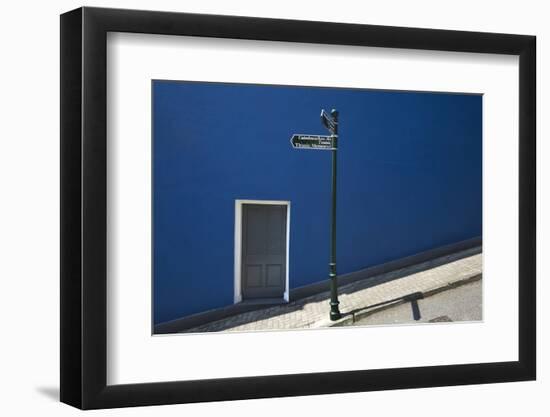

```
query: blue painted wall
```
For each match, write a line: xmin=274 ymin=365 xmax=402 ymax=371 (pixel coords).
xmin=153 ymin=81 xmax=482 ymax=325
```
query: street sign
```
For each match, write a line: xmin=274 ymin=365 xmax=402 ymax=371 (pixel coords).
xmin=289 ymin=108 xmax=342 ymax=321
xmin=290 ymin=134 xmax=335 ymax=150
xmin=320 ymin=109 xmax=336 ymax=134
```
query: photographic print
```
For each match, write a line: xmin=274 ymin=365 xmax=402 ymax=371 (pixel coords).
xmin=61 ymin=7 xmax=535 ymax=408
xmin=152 ymin=81 xmax=482 ymax=335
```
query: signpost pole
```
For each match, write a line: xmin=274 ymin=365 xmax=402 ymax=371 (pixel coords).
xmin=328 ymin=109 xmax=342 ymax=321
xmin=290 ymin=108 xmax=342 ymax=321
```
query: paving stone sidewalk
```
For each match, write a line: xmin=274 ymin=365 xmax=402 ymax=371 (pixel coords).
xmin=182 ymin=248 xmax=482 ymax=333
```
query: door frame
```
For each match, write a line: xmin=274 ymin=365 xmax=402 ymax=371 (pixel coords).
xmin=234 ymin=199 xmax=290 ymax=304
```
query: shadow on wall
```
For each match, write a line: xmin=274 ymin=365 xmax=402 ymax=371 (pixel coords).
xmin=35 ymin=386 xmax=59 ymax=402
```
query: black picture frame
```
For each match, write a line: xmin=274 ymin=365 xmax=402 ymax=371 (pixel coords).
xmin=60 ymin=6 xmax=536 ymax=410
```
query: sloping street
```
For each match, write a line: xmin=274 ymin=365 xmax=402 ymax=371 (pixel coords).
xmin=181 ymin=248 xmax=482 ymax=333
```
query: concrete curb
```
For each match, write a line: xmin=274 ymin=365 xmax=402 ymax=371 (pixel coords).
xmin=313 ymin=272 xmax=482 ymax=328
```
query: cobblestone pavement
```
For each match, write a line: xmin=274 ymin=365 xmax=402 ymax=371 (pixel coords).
xmin=182 ymin=248 xmax=482 ymax=333
xmin=349 ymin=279 xmax=482 ymax=327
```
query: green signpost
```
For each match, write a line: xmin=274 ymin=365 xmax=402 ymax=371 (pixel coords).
xmin=290 ymin=109 xmax=342 ymax=321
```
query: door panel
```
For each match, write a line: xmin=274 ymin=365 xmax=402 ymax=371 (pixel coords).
xmin=266 ymin=264 xmax=283 ymax=288
xmin=245 ymin=265 xmax=263 ymax=288
xmin=242 ymin=204 xmax=287 ymax=299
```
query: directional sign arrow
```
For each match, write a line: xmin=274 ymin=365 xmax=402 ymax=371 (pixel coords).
xmin=320 ymin=109 xmax=336 ymax=134
xmin=290 ymin=134 xmax=336 ymax=150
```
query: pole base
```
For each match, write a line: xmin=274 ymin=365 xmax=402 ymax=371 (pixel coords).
xmin=329 ymin=302 xmax=342 ymax=321
xmin=330 ymin=311 xmax=342 ymax=321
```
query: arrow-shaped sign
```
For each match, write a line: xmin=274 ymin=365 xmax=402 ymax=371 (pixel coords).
xmin=320 ymin=109 xmax=337 ymax=134
xmin=290 ymin=134 xmax=336 ymax=150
